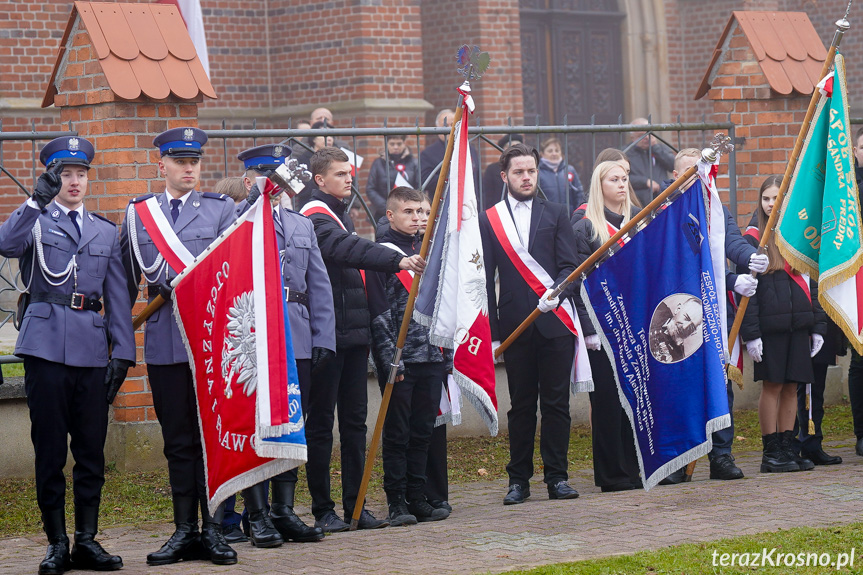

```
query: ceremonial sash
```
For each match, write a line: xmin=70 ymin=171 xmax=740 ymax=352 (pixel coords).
xmin=574 ymin=203 xmax=626 ymax=247
xmin=134 ymin=196 xmax=195 ymax=274
xmin=379 ymin=241 xmax=414 ymax=292
xmin=300 ymin=200 xmax=365 ymax=286
xmin=486 ymin=201 xmax=592 ymax=392
xmin=743 ymin=228 xmax=811 ymax=302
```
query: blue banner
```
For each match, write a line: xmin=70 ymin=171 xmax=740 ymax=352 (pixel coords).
xmin=582 ymin=182 xmax=730 ymax=489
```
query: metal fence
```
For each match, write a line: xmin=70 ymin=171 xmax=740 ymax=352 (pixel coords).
xmin=0 ymin=119 xmax=736 ymax=366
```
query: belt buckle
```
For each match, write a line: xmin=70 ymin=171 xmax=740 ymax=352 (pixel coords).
xmin=70 ymin=293 xmax=84 ymax=310
xmin=284 ymin=287 xmax=290 ymax=303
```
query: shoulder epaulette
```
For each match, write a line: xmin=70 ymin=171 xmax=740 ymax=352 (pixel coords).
xmin=285 ymin=208 xmax=306 ymax=217
xmin=202 ymin=192 xmax=229 ymax=201
xmin=130 ymin=193 xmax=155 ymax=204
xmin=91 ymin=213 xmax=116 ymax=226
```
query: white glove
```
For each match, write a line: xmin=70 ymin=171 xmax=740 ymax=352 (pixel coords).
xmin=810 ymin=333 xmax=824 ymax=357
xmin=491 ymin=340 xmax=503 ymax=364
xmin=733 ymin=274 xmax=758 ymax=297
xmin=585 ymin=334 xmax=601 ymax=351
xmin=537 ymin=288 xmax=559 ymax=314
xmin=749 ymin=253 xmax=769 ymax=274
xmin=746 ymin=338 xmax=763 ymax=363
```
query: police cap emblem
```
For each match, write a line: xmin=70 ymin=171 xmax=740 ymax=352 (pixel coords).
xmin=183 ymin=128 xmax=194 ymax=141
xmin=68 ymin=138 xmax=79 ymax=151
xmin=274 ymin=146 xmax=284 ymax=158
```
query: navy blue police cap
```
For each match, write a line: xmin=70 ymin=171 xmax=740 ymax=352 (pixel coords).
xmin=237 ymin=144 xmax=293 ymax=171
xmin=153 ymin=127 xmax=208 ymax=157
xmin=39 ymin=136 xmax=95 ymax=169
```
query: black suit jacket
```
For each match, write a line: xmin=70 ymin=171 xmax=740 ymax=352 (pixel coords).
xmin=480 ymin=196 xmax=579 ymax=341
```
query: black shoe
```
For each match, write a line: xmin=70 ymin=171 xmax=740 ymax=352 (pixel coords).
xmin=856 ymin=437 xmax=863 ymax=457
xmin=146 ymin=525 xmax=202 ymax=566
xmin=386 ymin=501 xmax=418 ymax=527
xmin=780 ymin=430 xmax=814 ymax=471
xmin=658 ymin=467 xmax=687 ymax=485
xmin=600 ymin=483 xmax=635 ymax=493
xmin=503 ymin=484 xmax=530 ymax=505
xmin=242 ymin=484 xmax=284 ymax=548
xmin=407 ymin=498 xmax=449 ymax=522
xmin=200 ymin=502 xmax=238 ymax=565
xmin=547 ymin=481 xmax=579 ymax=500
xmin=39 ymin=509 xmax=70 ymax=575
xmin=427 ymin=499 xmax=453 ymax=513
xmin=222 ymin=524 xmax=248 ymax=544
xmin=803 ymin=448 xmax=842 ymax=466
xmin=709 ymin=454 xmax=744 ymax=480
xmin=314 ymin=510 xmax=350 ymax=533
xmin=355 ymin=509 xmax=389 ymax=529
xmin=270 ymin=480 xmax=324 ymax=542
xmin=68 ymin=506 xmax=123 ymax=571
xmin=760 ymin=432 xmax=798 ymax=473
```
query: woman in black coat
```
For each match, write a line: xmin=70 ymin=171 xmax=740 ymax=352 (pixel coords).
xmin=741 ymin=175 xmax=827 ymax=473
xmin=571 ymin=160 xmax=641 ymax=491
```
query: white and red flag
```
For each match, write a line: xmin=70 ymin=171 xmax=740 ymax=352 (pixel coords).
xmin=413 ymin=85 xmax=498 ymax=435
xmin=157 ymin=0 xmax=210 ymax=78
xmin=171 ymin=191 xmax=306 ymax=514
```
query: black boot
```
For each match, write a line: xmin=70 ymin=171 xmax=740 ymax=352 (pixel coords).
xmin=146 ymin=496 xmax=203 ymax=566
xmin=780 ymin=430 xmax=814 ymax=471
xmin=271 ymin=480 xmax=324 ymax=542
xmin=241 ymin=483 xmax=283 ymax=548
xmin=760 ymin=433 xmax=798 ymax=473
xmin=200 ymin=501 xmax=238 ymax=565
xmin=69 ymin=505 xmax=123 ymax=571
xmin=39 ymin=509 xmax=70 ymax=575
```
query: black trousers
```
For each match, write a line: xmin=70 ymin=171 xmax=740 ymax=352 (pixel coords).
xmin=305 ymin=345 xmax=368 ymax=518
xmin=24 ymin=356 xmax=108 ymax=513
xmin=379 ymin=362 xmax=442 ymax=499
xmin=795 ymin=362 xmax=828 ymax=451
xmin=424 ymin=424 xmax=448 ymax=502
xmin=848 ymin=351 xmax=863 ymax=439
xmin=587 ymin=349 xmax=640 ymax=488
xmin=148 ymin=363 xmax=206 ymax=501
xmin=504 ymin=329 xmax=574 ymax=487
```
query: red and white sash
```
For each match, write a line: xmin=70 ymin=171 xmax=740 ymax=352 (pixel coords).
xmin=743 ymin=228 xmax=811 ymax=301
xmin=379 ymin=241 xmax=414 ymax=292
xmin=574 ymin=203 xmax=626 ymax=247
xmin=300 ymin=200 xmax=366 ymax=286
xmin=486 ymin=201 xmax=593 ymax=392
xmin=134 ymin=196 xmax=194 ymax=274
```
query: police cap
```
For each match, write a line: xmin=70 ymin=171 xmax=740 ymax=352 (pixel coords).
xmin=39 ymin=136 xmax=95 ymax=169
xmin=153 ymin=127 xmax=208 ymax=158
xmin=237 ymin=144 xmax=293 ymax=172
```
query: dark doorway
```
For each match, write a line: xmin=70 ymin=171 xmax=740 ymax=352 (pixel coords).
xmin=520 ymin=0 xmax=626 ymax=181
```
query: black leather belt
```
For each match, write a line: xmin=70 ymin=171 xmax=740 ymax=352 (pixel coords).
xmin=30 ymin=292 xmax=102 ymax=312
xmin=285 ymin=288 xmax=309 ymax=307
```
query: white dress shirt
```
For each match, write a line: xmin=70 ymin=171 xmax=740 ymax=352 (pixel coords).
xmin=507 ymin=194 xmax=533 ymax=246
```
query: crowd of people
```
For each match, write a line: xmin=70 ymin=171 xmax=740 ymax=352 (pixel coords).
xmin=5 ymin=110 xmax=863 ymax=575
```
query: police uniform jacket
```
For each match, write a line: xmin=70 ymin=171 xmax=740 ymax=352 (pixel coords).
xmin=274 ymin=205 xmax=336 ymax=359
xmin=120 ymin=190 xmax=236 ymax=365
xmin=0 ymin=200 xmax=135 ymax=366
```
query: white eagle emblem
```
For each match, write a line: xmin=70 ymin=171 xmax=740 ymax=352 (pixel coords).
xmin=273 ymin=146 xmax=284 ymax=157
xmin=222 ymin=292 xmax=257 ymax=398
xmin=68 ymin=138 xmax=79 ymax=151
xmin=183 ymin=128 xmax=195 ymax=141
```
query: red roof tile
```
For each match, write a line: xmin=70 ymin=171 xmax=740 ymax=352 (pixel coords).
xmin=42 ymin=1 xmax=216 ymax=108
xmin=695 ymin=11 xmax=827 ymax=100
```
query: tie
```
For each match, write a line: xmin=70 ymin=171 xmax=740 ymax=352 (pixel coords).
xmin=69 ymin=211 xmax=81 ymax=240
xmin=170 ymin=199 xmax=181 ymax=223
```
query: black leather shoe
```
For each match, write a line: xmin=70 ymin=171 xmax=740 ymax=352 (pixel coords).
xmin=39 ymin=509 xmax=70 ymax=575
xmin=407 ymin=498 xmax=449 ymax=522
xmin=314 ymin=510 xmax=350 ymax=533
xmin=427 ymin=499 xmax=453 ymax=513
xmin=547 ymin=481 xmax=579 ymax=500
xmin=270 ymin=480 xmax=324 ymax=542
xmin=355 ymin=509 xmax=390 ymax=529
xmin=503 ymin=484 xmax=530 ymax=505
xmin=709 ymin=454 xmax=744 ymax=480
xmin=780 ymin=430 xmax=814 ymax=471
xmin=146 ymin=525 xmax=202 ymax=566
xmin=856 ymin=437 xmax=863 ymax=457
xmin=242 ymin=484 xmax=284 ymax=548
xmin=803 ymin=448 xmax=842 ymax=465
xmin=69 ymin=505 xmax=122 ymax=571
xmin=386 ymin=501 xmax=417 ymax=527
xmin=222 ymin=524 xmax=248 ymax=544
xmin=658 ymin=467 xmax=687 ymax=485
xmin=200 ymin=527 xmax=237 ymax=565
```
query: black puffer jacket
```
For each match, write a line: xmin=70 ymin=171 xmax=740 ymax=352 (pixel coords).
xmin=365 ymin=151 xmax=419 ymax=220
xmin=739 ymin=235 xmax=827 ymax=341
xmin=570 ymin=206 xmax=639 ymax=336
xmin=306 ymin=189 xmax=403 ymax=348
xmin=367 ymin=227 xmax=451 ymax=378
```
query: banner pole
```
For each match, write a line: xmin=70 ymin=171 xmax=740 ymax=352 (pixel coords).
xmin=132 ymin=294 xmax=165 ymax=330
xmin=725 ymin=15 xmax=850 ymax=389
xmin=349 ymin=104 xmax=465 ymax=531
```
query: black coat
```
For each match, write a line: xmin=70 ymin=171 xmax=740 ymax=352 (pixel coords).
xmin=739 ymin=236 xmax=827 ymax=342
xmin=365 ymin=150 xmax=419 ymax=220
xmin=626 ymin=144 xmax=675 ymax=207
xmin=305 ymin=189 xmax=403 ymax=348
xmin=419 ymin=138 xmax=479 ymax=198
xmin=480 ymin=196 xmax=579 ymax=341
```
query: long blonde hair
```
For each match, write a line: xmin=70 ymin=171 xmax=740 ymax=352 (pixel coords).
xmin=586 ymin=161 xmax=632 ymax=244
xmin=757 ymin=175 xmax=785 ymax=274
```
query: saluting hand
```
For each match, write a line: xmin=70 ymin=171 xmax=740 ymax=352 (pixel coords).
xmin=33 ymin=164 xmax=63 ymax=209
xmin=399 ymin=254 xmax=426 ymax=273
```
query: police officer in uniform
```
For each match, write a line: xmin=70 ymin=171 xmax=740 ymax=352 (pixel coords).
xmin=230 ymin=144 xmax=335 ymax=546
xmin=0 ymin=137 xmax=135 ymax=574
xmin=119 ymin=128 xmax=238 ymax=566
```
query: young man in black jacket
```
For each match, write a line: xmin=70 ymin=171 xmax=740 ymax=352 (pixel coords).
xmin=299 ymin=147 xmax=425 ymax=533
xmin=367 ymin=187 xmax=451 ymax=526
